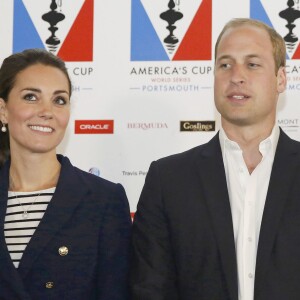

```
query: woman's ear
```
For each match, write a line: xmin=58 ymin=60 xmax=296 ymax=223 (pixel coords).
xmin=0 ymin=98 xmax=8 ymax=124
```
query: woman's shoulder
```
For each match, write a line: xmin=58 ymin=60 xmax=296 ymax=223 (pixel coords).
xmin=59 ymin=154 xmax=125 ymax=194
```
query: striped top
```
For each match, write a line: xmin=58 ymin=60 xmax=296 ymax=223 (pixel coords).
xmin=4 ymin=187 xmax=55 ymax=268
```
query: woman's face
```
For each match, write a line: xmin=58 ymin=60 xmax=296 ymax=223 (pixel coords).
xmin=0 ymin=63 xmax=70 ymax=156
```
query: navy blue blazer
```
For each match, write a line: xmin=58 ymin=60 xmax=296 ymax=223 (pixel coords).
xmin=131 ymin=129 xmax=300 ymax=300
xmin=0 ymin=155 xmax=132 ymax=300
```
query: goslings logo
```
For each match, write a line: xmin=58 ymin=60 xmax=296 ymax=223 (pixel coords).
xmin=250 ymin=0 xmax=300 ymax=60
xmin=180 ymin=121 xmax=215 ymax=132
xmin=13 ymin=0 xmax=94 ymax=61
xmin=131 ymin=0 xmax=212 ymax=61
xmin=75 ymin=120 xmax=114 ymax=134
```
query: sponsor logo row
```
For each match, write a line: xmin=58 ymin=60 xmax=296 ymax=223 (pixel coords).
xmin=75 ymin=119 xmax=300 ymax=134
xmin=74 ymin=120 xmax=216 ymax=134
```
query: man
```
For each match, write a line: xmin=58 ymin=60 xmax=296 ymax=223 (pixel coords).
xmin=131 ymin=18 xmax=300 ymax=300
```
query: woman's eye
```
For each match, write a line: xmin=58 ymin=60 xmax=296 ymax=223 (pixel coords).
xmin=24 ymin=94 xmax=37 ymax=101
xmin=55 ymin=97 xmax=67 ymax=105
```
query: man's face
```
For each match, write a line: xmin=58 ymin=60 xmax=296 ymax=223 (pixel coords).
xmin=214 ymin=25 xmax=286 ymax=129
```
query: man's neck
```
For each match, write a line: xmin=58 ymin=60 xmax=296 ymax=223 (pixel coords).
xmin=222 ymin=121 xmax=275 ymax=173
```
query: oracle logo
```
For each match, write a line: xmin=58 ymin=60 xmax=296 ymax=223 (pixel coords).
xmin=80 ymin=124 xmax=109 ymax=130
xmin=75 ymin=120 xmax=114 ymax=134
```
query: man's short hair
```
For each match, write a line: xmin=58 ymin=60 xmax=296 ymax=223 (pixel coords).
xmin=214 ymin=18 xmax=286 ymax=74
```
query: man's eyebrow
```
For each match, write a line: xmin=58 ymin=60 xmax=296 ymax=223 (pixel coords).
xmin=216 ymin=55 xmax=232 ymax=61
xmin=215 ymin=55 xmax=234 ymax=64
xmin=216 ymin=54 xmax=261 ymax=62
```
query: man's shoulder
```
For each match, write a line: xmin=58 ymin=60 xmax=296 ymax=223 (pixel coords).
xmin=155 ymin=133 xmax=220 ymax=167
xmin=278 ymin=129 xmax=300 ymax=151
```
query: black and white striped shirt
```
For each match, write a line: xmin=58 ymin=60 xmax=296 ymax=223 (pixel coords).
xmin=4 ymin=188 xmax=55 ymax=268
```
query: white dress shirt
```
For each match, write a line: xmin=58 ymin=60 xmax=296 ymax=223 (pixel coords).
xmin=219 ymin=126 xmax=279 ymax=300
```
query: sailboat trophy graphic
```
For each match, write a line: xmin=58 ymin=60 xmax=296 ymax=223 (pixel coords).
xmin=160 ymin=0 xmax=183 ymax=54
xmin=42 ymin=0 xmax=65 ymax=53
xmin=279 ymin=0 xmax=300 ymax=53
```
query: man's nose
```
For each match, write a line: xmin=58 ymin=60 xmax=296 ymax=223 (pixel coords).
xmin=230 ymin=65 xmax=246 ymax=85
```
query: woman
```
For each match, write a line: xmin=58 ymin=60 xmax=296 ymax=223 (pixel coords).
xmin=0 ymin=49 xmax=131 ymax=299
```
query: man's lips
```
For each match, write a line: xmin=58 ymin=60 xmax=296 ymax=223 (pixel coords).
xmin=227 ymin=93 xmax=250 ymax=102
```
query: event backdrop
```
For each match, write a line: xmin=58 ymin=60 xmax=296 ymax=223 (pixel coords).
xmin=0 ymin=0 xmax=299 ymax=213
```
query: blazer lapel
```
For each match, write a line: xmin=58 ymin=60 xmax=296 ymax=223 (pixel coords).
xmin=18 ymin=156 xmax=90 ymax=278
xmin=254 ymin=131 xmax=300 ymax=298
xmin=0 ymin=160 xmax=32 ymax=299
xmin=196 ymin=134 xmax=238 ymax=300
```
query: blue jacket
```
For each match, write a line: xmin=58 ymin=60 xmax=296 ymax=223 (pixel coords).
xmin=131 ymin=129 xmax=300 ymax=300
xmin=0 ymin=155 xmax=131 ymax=300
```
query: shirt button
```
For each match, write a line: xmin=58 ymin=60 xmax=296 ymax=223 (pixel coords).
xmin=248 ymin=273 xmax=254 ymax=279
xmin=248 ymin=237 xmax=252 ymax=242
xmin=58 ymin=246 xmax=69 ymax=256
xmin=45 ymin=281 xmax=54 ymax=289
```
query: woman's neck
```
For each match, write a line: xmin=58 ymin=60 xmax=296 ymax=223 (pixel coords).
xmin=9 ymin=151 xmax=61 ymax=192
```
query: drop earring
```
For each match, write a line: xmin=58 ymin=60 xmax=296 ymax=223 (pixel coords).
xmin=1 ymin=123 xmax=7 ymax=132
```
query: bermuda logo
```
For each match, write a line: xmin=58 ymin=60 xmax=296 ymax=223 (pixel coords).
xmin=131 ymin=0 xmax=212 ymax=61
xmin=250 ymin=0 xmax=300 ymax=59
xmin=13 ymin=0 xmax=94 ymax=61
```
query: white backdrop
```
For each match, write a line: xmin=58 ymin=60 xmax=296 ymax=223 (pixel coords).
xmin=0 ymin=0 xmax=299 ymax=213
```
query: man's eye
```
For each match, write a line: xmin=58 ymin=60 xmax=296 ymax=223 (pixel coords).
xmin=220 ymin=63 xmax=230 ymax=69
xmin=248 ymin=63 xmax=260 ymax=68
